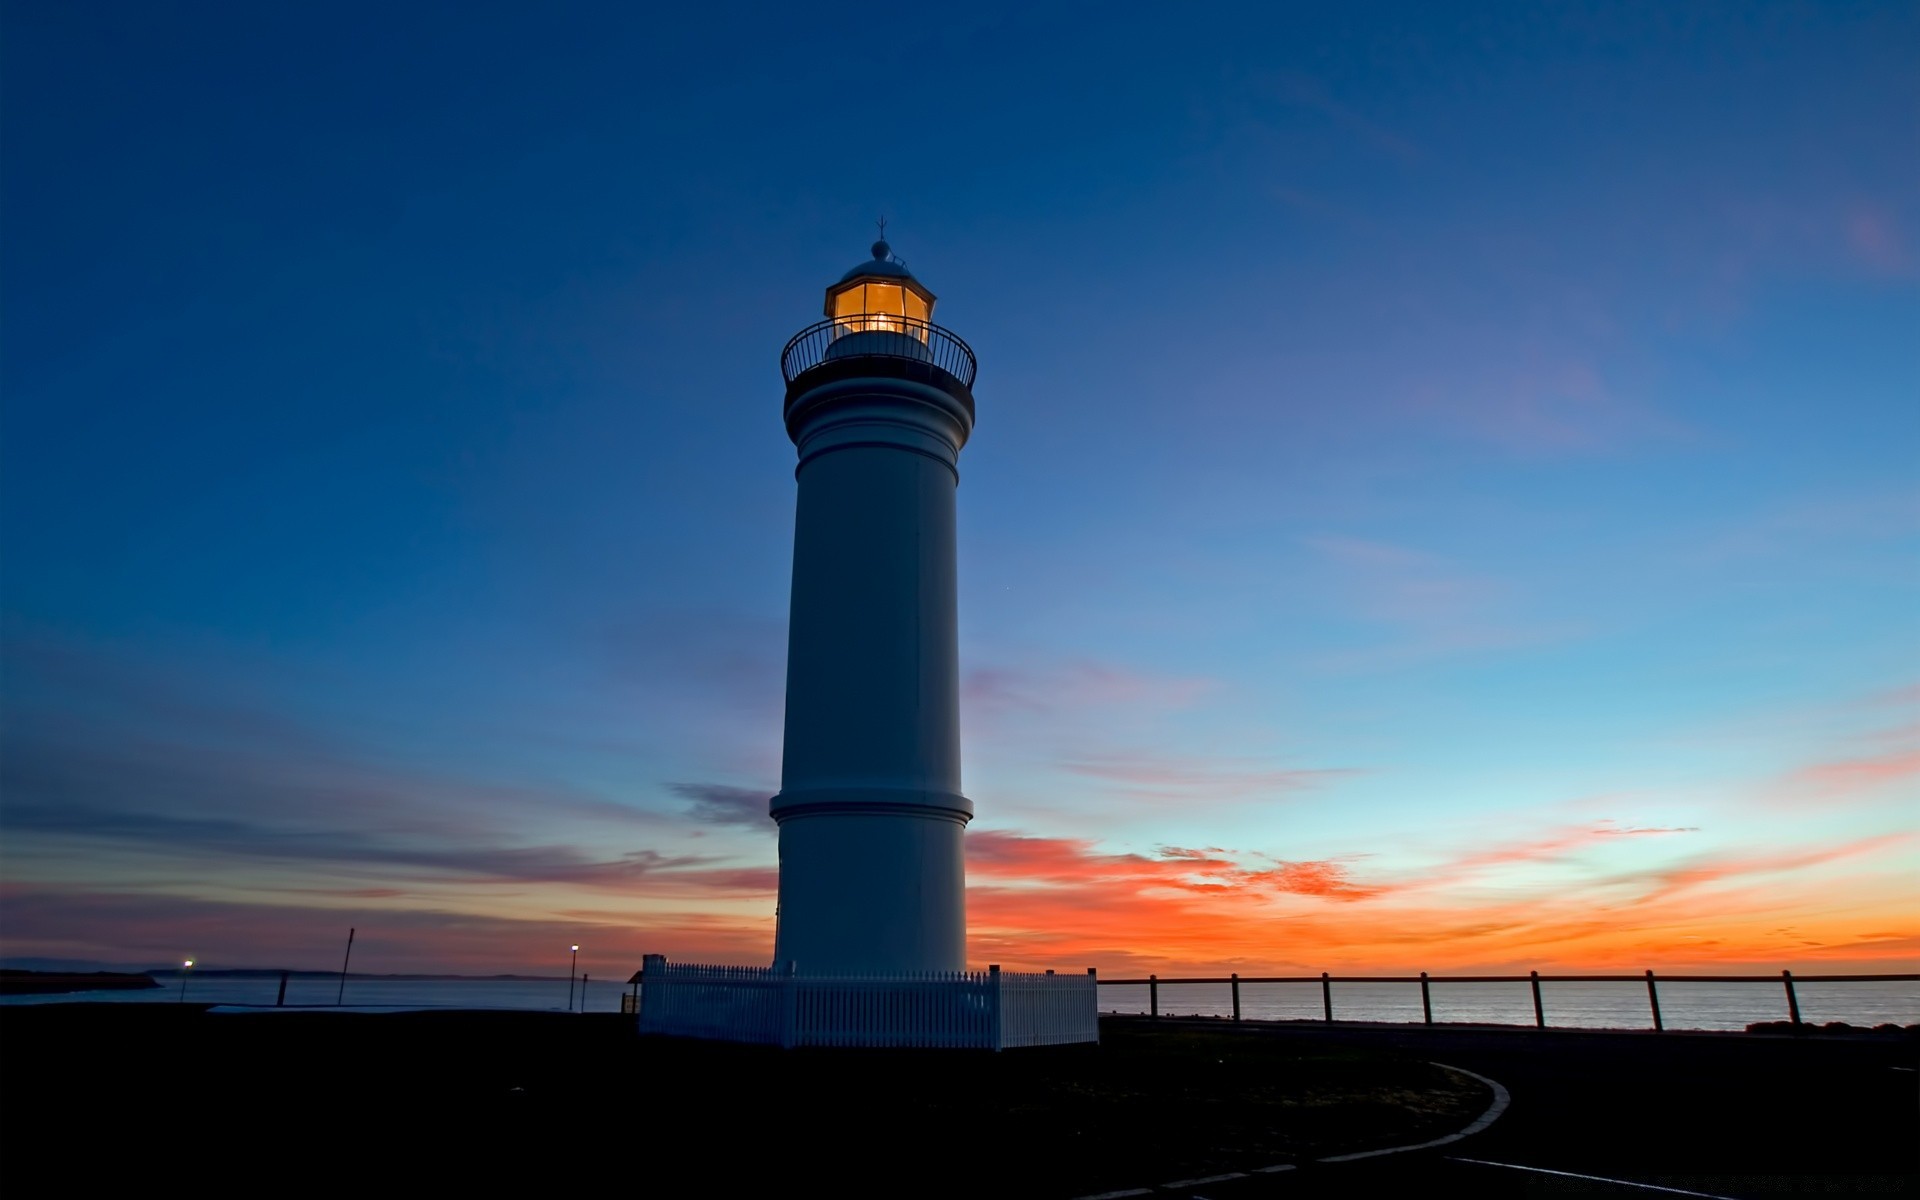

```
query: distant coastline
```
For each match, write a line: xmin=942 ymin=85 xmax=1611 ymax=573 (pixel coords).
xmin=144 ymin=969 xmax=574 ymax=982
xmin=0 ymin=970 xmax=160 ymax=996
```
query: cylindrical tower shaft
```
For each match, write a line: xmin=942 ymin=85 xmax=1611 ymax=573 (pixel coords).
xmin=771 ymin=245 xmax=977 ymax=975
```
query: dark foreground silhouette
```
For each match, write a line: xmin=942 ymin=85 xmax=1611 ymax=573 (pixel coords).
xmin=2 ymin=1007 xmax=1912 ymax=1196
xmin=0 ymin=969 xmax=158 ymax=995
xmin=3 ymin=1006 xmax=1480 ymax=1195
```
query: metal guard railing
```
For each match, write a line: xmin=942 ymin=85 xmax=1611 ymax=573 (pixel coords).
xmin=780 ymin=316 xmax=977 ymax=387
xmin=1103 ymin=969 xmax=1919 ymax=1033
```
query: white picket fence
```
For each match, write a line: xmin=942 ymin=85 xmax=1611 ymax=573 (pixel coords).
xmin=634 ymin=956 xmax=1099 ymax=1049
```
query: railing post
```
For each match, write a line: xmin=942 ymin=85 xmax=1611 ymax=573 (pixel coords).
xmin=1782 ymin=969 xmax=1802 ymax=1030
xmin=1231 ymin=973 xmax=1241 ymax=1022
xmin=1645 ymin=970 xmax=1663 ymax=1032
xmin=1530 ymin=970 xmax=1545 ymax=1028
xmin=1089 ymin=967 xmax=1100 ymax=1043
xmin=276 ymin=970 xmax=289 ymax=1007
xmin=1149 ymin=973 xmax=1159 ymax=1020
xmin=1321 ymin=972 xmax=1333 ymax=1022
xmin=1420 ymin=971 xmax=1432 ymax=1025
xmin=989 ymin=964 xmax=1004 ymax=1050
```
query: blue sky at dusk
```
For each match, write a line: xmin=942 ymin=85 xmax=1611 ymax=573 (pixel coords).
xmin=3 ymin=2 xmax=1914 ymax=977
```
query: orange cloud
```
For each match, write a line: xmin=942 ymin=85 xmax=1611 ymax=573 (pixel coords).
xmin=8 ymin=822 xmax=1911 ymax=979
xmin=1786 ymin=749 xmax=1920 ymax=795
xmin=1248 ymin=860 xmax=1384 ymax=901
xmin=960 ymin=826 xmax=1915 ymax=976
xmin=1845 ymin=204 xmax=1913 ymax=275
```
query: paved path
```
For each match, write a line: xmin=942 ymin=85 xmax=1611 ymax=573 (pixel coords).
xmin=1097 ymin=1018 xmax=1917 ymax=1198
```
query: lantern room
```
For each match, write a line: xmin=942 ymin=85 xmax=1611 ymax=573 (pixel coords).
xmin=826 ymin=240 xmax=935 ymax=339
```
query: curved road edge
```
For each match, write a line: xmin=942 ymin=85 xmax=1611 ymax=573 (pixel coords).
xmin=1070 ymin=1061 xmax=1514 ymax=1198
xmin=1316 ymin=1063 xmax=1512 ymax=1163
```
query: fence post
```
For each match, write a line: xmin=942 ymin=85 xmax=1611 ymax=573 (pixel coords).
xmin=1321 ymin=972 xmax=1332 ymax=1022
xmin=1089 ymin=968 xmax=1100 ymax=1043
xmin=1231 ymin=973 xmax=1241 ymax=1022
xmin=638 ymin=953 xmax=666 ymax=1031
xmin=1781 ymin=969 xmax=1802 ymax=1030
xmin=1645 ymin=970 xmax=1663 ymax=1032
xmin=1420 ymin=971 xmax=1432 ymax=1025
xmin=989 ymin=964 xmax=1004 ymax=1051
xmin=1530 ymin=970 xmax=1545 ymax=1028
xmin=780 ymin=959 xmax=798 ymax=1049
xmin=276 ymin=970 xmax=289 ymax=1007
xmin=1149 ymin=973 xmax=1159 ymax=1020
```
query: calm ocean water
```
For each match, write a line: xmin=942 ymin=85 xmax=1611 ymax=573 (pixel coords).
xmin=6 ymin=974 xmax=1916 ymax=1031
xmin=1101 ymin=979 xmax=1920 ymax=1032
xmin=0 ymin=976 xmax=630 ymax=1013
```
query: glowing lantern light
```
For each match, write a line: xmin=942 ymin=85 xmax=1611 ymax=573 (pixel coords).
xmin=825 ymin=240 xmax=935 ymax=342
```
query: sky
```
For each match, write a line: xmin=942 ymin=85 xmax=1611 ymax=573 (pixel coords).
xmin=2 ymin=2 xmax=1915 ymax=980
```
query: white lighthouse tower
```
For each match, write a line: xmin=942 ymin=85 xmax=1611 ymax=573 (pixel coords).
xmin=633 ymin=243 xmax=1096 ymax=1047
xmin=770 ymin=240 xmax=976 ymax=975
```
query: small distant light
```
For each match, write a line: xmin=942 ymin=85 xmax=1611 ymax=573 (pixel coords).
xmin=183 ymin=959 xmax=194 ymax=968
xmin=571 ymin=945 xmax=579 ymax=951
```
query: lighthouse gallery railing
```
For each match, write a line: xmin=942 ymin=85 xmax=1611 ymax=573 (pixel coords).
xmin=780 ymin=316 xmax=978 ymax=387
xmin=635 ymin=958 xmax=1097 ymax=1049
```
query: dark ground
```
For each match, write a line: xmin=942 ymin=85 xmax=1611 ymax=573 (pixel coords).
xmin=0 ymin=1007 xmax=1912 ymax=1197
xmin=0 ymin=969 xmax=159 ymax=995
xmin=1 ymin=1005 xmax=1478 ymax=1195
xmin=1138 ymin=1016 xmax=1918 ymax=1198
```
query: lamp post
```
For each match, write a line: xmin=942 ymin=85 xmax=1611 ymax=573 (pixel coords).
xmin=567 ymin=945 xmax=580 ymax=1012
xmin=177 ymin=959 xmax=194 ymax=1003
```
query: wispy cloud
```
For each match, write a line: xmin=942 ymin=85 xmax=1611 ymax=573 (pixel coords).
xmin=963 ymin=822 xmax=1912 ymax=973
xmin=1258 ymin=71 xmax=1422 ymax=165
xmin=1859 ymin=684 xmax=1920 ymax=710
xmin=0 ymin=632 xmax=779 ymax=946
xmin=1244 ymin=860 xmax=1384 ymax=901
xmin=1735 ymin=195 xmax=1918 ymax=282
xmin=596 ymin=610 xmax=787 ymax=719
xmin=1691 ymin=487 xmax=1920 ymax=563
xmin=1058 ymin=753 xmax=1355 ymax=801
xmin=0 ymin=884 xmax=775 ymax=976
xmin=962 ymin=660 xmax=1217 ymax=721
xmin=1845 ymin=204 xmax=1913 ymax=275
xmin=1783 ymin=750 xmax=1920 ymax=797
xmin=1400 ymin=354 xmax=1687 ymax=456
xmin=1597 ymin=834 xmax=1913 ymax=910
xmin=1302 ymin=535 xmax=1582 ymax=668
xmin=1435 ymin=822 xmax=1700 ymax=881
xmin=669 ymin=782 xmax=772 ymax=829
xmin=0 ymin=799 xmax=779 ymax=894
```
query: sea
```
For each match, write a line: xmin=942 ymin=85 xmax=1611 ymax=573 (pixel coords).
xmin=4 ymin=973 xmax=1916 ymax=1031
xmin=1101 ymin=978 xmax=1920 ymax=1032
xmin=0 ymin=975 xmax=633 ymax=1014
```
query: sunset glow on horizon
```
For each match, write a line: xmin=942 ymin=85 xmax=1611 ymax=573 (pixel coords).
xmin=3 ymin=5 xmax=1914 ymax=981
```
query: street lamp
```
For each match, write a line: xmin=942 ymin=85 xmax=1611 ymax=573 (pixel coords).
xmin=177 ymin=959 xmax=194 ymax=1004
xmin=567 ymin=945 xmax=580 ymax=1012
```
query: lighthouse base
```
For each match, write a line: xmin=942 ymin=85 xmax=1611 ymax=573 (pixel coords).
xmin=634 ymin=955 xmax=1099 ymax=1049
xmin=770 ymin=803 xmax=967 ymax=975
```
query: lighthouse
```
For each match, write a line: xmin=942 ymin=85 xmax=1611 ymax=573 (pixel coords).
xmin=770 ymin=240 xmax=977 ymax=975
xmin=632 ymin=243 xmax=1094 ymax=1047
